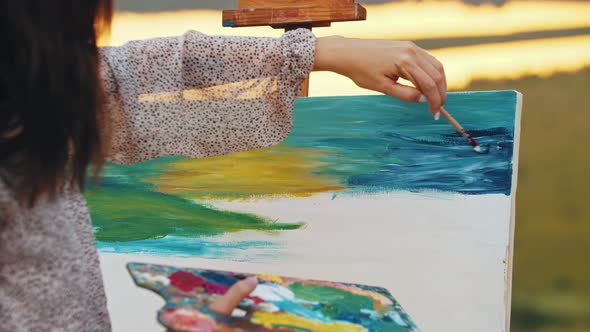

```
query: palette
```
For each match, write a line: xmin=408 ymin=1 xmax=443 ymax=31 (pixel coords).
xmin=127 ymin=262 xmax=420 ymax=332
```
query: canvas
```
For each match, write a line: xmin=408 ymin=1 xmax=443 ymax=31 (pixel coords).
xmin=92 ymin=90 xmax=522 ymax=332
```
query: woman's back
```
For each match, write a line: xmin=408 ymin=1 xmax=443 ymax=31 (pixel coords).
xmin=0 ymin=11 xmax=315 ymax=328
xmin=0 ymin=177 xmax=111 ymax=331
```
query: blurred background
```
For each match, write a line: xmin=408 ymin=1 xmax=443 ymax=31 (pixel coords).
xmin=106 ymin=1 xmax=589 ymax=331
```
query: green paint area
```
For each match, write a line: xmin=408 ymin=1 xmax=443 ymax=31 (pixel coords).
xmin=288 ymin=283 xmax=374 ymax=318
xmin=287 ymin=283 xmax=411 ymax=331
xmin=86 ymin=158 xmax=304 ymax=243
xmin=87 ymin=188 xmax=303 ymax=242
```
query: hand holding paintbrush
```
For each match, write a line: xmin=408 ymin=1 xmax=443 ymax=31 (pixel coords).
xmin=439 ymin=106 xmax=490 ymax=154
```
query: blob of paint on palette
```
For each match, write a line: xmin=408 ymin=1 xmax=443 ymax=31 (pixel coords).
xmin=127 ymin=262 xmax=420 ymax=332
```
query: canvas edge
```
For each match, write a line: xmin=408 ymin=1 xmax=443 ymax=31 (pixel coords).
xmin=504 ymin=90 xmax=523 ymax=332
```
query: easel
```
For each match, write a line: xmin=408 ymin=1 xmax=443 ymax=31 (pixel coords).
xmin=222 ymin=0 xmax=367 ymax=96
xmin=219 ymin=4 xmax=516 ymax=332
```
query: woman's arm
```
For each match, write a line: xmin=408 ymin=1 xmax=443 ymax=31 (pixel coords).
xmin=314 ymin=36 xmax=446 ymax=118
xmin=99 ymin=30 xmax=446 ymax=165
xmin=99 ymin=29 xmax=314 ymax=165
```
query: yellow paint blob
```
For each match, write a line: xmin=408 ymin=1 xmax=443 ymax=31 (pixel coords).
xmin=251 ymin=311 xmax=366 ymax=332
xmin=148 ymin=146 xmax=345 ymax=200
xmin=257 ymin=274 xmax=284 ymax=285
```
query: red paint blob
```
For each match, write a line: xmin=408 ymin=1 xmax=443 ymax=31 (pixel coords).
xmin=169 ymin=271 xmax=205 ymax=292
xmin=203 ymin=282 xmax=229 ymax=295
xmin=248 ymin=296 xmax=266 ymax=304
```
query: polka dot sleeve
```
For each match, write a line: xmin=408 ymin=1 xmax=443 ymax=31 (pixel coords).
xmin=99 ymin=29 xmax=315 ymax=164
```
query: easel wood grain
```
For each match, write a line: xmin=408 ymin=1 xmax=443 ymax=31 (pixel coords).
xmin=238 ymin=0 xmax=356 ymax=9
xmin=222 ymin=4 xmax=366 ymax=29
xmin=223 ymin=0 xmax=367 ymax=97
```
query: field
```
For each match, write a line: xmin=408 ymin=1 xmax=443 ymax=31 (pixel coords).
xmin=466 ymin=68 xmax=590 ymax=332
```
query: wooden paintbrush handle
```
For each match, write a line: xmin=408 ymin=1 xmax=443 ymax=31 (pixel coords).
xmin=440 ymin=107 xmax=469 ymax=138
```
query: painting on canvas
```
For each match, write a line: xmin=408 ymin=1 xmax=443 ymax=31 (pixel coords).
xmin=90 ymin=90 xmax=522 ymax=332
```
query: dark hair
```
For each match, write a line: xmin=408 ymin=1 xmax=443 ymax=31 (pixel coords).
xmin=0 ymin=0 xmax=113 ymax=207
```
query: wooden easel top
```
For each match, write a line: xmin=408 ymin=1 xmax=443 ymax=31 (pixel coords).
xmin=222 ymin=0 xmax=367 ymax=96
xmin=223 ymin=0 xmax=367 ymax=29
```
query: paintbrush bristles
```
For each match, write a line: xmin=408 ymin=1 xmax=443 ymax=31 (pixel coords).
xmin=439 ymin=106 xmax=490 ymax=154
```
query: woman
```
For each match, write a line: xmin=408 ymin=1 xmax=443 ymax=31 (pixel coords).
xmin=0 ymin=0 xmax=446 ymax=330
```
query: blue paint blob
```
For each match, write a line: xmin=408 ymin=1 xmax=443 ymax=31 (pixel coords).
xmin=96 ymin=236 xmax=283 ymax=260
xmin=200 ymin=271 xmax=239 ymax=286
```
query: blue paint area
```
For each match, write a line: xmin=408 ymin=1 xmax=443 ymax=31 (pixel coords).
xmin=222 ymin=20 xmax=236 ymax=27
xmin=251 ymin=283 xmax=333 ymax=322
xmin=90 ymin=91 xmax=519 ymax=259
xmin=289 ymin=90 xmax=518 ymax=195
xmin=96 ymin=236 xmax=284 ymax=260
xmin=200 ymin=271 xmax=239 ymax=286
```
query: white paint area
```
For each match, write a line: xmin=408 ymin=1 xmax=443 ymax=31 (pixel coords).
xmin=100 ymin=192 xmax=512 ymax=332
xmin=250 ymin=284 xmax=295 ymax=302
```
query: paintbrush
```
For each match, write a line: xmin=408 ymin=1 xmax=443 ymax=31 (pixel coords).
xmin=439 ymin=107 xmax=490 ymax=154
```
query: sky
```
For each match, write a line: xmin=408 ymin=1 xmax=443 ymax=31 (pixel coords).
xmin=115 ymin=0 xmax=510 ymax=12
xmin=107 ymin=0 xmax=590 ymax=96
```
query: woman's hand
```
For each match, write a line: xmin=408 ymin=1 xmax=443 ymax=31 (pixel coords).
xmin=314 ymin=36 xmax=447 ymax=119
xmin=209 ymin=276 xmax=258 ymax=316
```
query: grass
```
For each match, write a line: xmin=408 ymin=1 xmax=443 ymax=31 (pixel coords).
xmin=464 ymin=68 xmax=590 ymax=332
xmin=86 ymin=159 xmax=304 ymax=243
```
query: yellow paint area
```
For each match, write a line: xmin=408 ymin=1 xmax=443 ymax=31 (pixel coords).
xmin=251 ymin=311 xmax=366 ymax=332
xmin=148 ymin=146 xmax=345 ymax=200
xmin=258 ymin=274 xmax=284 ymax=285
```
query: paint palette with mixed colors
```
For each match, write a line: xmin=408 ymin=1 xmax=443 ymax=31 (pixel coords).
xmin=127 ymin=262 xmax=420 ymax=332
